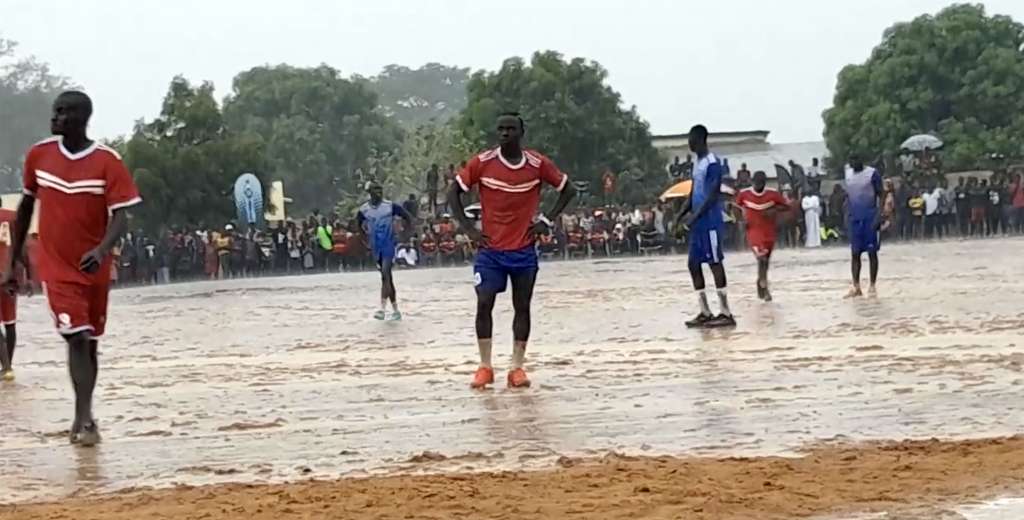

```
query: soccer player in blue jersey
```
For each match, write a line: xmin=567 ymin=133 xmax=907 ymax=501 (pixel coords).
xmin=844 ymin=155 xmax=883 ymax=298
xmin=676 ymin=125 xmax=735 ymax=328
xmin=357 ymin=182 xmax=414 ymax=320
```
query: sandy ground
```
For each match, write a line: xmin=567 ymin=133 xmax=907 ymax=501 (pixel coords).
xmin=3 ymin=436 xmax=1024 ymax=519
xmin=1 ymin=237 xmax=1024 ymax=518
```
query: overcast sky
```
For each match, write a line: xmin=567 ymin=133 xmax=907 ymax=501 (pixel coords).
xmin=4 ymin=0 xmax=1022 ymax=143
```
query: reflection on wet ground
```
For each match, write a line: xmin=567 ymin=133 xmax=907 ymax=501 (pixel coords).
xmin=1 ymin=238 xmax=1023 ymax=505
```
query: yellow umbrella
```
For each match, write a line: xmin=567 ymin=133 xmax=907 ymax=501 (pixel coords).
xmin=659 ymin=180 xmax=692 ymax=201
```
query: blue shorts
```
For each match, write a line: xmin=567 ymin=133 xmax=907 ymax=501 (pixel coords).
xmin=373 ymin=241 xmax=396 ymax=264
xmin=848 ymin=218 xmax=880 ymax=254
xmin=474 ymin=245 xmax=538 ymax=293
xmin=688 ymin=226 xmax=725 ymax=265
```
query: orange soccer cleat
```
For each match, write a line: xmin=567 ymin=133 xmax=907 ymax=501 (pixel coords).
xmin=506 ymin=368 xmax=531 ymax=388
xmin=470 ymin=366 xmax=495 ymax=389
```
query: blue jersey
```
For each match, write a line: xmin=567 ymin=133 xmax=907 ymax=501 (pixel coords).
xmin=357 ymin=200 xmax=410 ymax=258
xmin=691 ymin=152 xmax=724 ymax=230
xmin=844 ymin=166 xmax=882 ymax=221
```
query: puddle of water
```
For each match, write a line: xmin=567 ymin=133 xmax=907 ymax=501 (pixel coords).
xmin=1 ymin=238 xmax=1023 ymax=504
xmin=959 ymin=497 xmax=1024 ymax=519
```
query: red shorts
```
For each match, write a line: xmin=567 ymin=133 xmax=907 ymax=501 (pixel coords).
xmin=43 ymin=282 xmax=110 ymax=337
xmin=747 ymin=231 xmax=776 ymax=258
xmin=0 ymin=293 xmax=16 ymax=325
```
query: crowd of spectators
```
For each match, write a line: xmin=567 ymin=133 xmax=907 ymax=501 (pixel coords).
xmin=110 ymin=157 xmax=1024 ymax=286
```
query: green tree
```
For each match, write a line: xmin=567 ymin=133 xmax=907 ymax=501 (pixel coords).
xmin=361 ymin=63 xmax=470 ymax=127
xmin=0 ymin=37 xmax=74 ymax=190
xmin=457 ymin=51 xmax=663 ymax=203
xmin=222 ymin=64 xmax=402 ymax=213
xmin=124 ymin=76 xmax=266 ymax=232
xmin=823 ymin=4 xmax=1024 ymax=170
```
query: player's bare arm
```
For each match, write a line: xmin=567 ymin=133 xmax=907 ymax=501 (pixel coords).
xmin=683 ymin=173 xmax=722 ymax=227
xmin=2 ymin=195 xmax=36 ymax=293
xmin=448 ymin=182 xmax=488 ymax=247
xmin=531 ymin=181 xmax=576 ymax=236
xmin=80 ymin=207 xmax=129 ymax=274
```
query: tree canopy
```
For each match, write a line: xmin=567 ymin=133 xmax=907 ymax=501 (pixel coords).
xmin=823 ymin=4 xmax=1024 ymax=170
xmin=0 ymin=37 xmax=73 ymax=191
xmin=222 ymin=64 xmax=403 ymax=213
xmin=362 ymin=63 xmax=469 ymax=127
xmin=457 ymin=51 xmax=663 ymax=202
xmin=123 ymin=76 xmax=266 ymax=232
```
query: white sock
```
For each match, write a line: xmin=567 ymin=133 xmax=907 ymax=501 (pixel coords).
xmin=717 ymin=288 xmax=732 ymax=316
xmin=511 ymin=342 xmax=527 ymax=369
xmin=380 ymin=299 xmax=387 ymax=311
xmin=478 ymin=338 xmax=493 ymax=368
xmin=698 ymin=290 xmax=712 ymax=316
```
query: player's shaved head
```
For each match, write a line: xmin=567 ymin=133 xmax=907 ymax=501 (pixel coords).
xmin=498 ymin=111 xmax=524 ymax=132
xmin=496 ymin=112 xmax=525 ymax=149
xmin=51 ymin=91 xmax=93 ymax=136
xmin=753 ymin=170 xmax=767 ymax=191
xmin=688 ymin=124 xmax=709 ymax=156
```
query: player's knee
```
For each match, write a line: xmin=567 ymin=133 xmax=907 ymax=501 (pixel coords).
xmin=476 ymin=294 xmax=496 ymax=314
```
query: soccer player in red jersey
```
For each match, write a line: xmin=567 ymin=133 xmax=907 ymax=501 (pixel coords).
xmin=0 ymin=201 xmax=27 ymax=381
xmin=735 ymin=170 xmax=790 ymax=301
xmin=3 ymin=91 xmax=141 ymax=446
xmin=449 ymin=113 xmax=576 ymax=389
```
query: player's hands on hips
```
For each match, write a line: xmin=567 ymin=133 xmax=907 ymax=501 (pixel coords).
xmin=465 ymin=227 xmax=490 ymax=249
xmin=529 ymin=221 xmax=550 ymax=237
xmin=79 ymin=248 xmax=105 ymax=274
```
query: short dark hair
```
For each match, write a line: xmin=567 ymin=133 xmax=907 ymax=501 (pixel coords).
xmin=689 ymin=124 xmax=709 ymax=143
xmin=499 ymin=111 xmax=525 ymax=132
xmin=58 ymin=90 xmax=93 ymax=119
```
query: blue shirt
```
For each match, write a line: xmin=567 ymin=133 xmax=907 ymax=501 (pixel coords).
xmin=691 ymin=152 xmax=724 ymax=230
xmin=844 ymin=166 xmax=882 ymax=221
xmin=357 ymin=200 xmax=410 ymax=255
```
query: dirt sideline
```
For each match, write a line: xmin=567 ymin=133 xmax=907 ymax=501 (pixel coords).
xmin=3 ymin=436 xmax=1024 ymax=520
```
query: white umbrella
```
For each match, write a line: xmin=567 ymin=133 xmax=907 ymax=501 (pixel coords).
xmin=901 ymin=134 xmax=943 ymax=152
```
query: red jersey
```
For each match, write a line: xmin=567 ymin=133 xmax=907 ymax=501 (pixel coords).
xmin=736 ymin=187 xmax=789 ymax=244
xmin=456 ymin=148 xmax=567 ymax=251
xmin=23 ymin=137 xmax=142 ymax=285
xmin=0 ymin=209 xmax=16 ymax=267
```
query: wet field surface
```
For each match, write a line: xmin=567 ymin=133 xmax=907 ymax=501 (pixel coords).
xmin=1 ymin=238 xmax=1023 ymax=512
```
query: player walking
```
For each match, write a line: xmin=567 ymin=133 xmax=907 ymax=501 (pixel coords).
xmin=736 ymin=171 xmax=791 ymax=301
xmin=0 ymin=202 xmax=27 ymax=381
xmin=357 ymin=182 xmax=413 ymax=320
xmin=3 ymin=91 xmax=141 ymax=445
xmin=844 ymin=155 xmax=882 ymax=297
xmin=676 ymin=125 xmax=735 ymax=328
xmin=449 ymin=112 xmax=575 ymax=389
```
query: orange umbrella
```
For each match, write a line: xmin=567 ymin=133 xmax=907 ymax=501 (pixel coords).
xmin=659 ymin=180 xmax=692 ymax=201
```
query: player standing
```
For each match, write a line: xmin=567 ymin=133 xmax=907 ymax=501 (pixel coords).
xmin=844 ymin=155 xmax=882 ymax=297
xmin=0 ymin=202 xmax=26 ymax=381
xmin=676 ymin=125 xmax=735 ymax=328
xmin=736 ymin=171 xmax=790 ymax=301
xmin=449 ymin=112 xmax=576 ymax=389
xmin=357 ymin=182 xmax=413 ymax=320
xmin=3 ymin=91 xmax=141 ymax=445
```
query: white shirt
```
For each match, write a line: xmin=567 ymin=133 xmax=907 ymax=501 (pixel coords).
xmin=580 ymin=216 xmax=595 ymax=232
xmin=630 ymin=210 xmax=643 ymax=226
xmin=807 ymin=165 xmax=823 ymax=178
xmin=923 ymin=190 xmax=941 ymax=216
